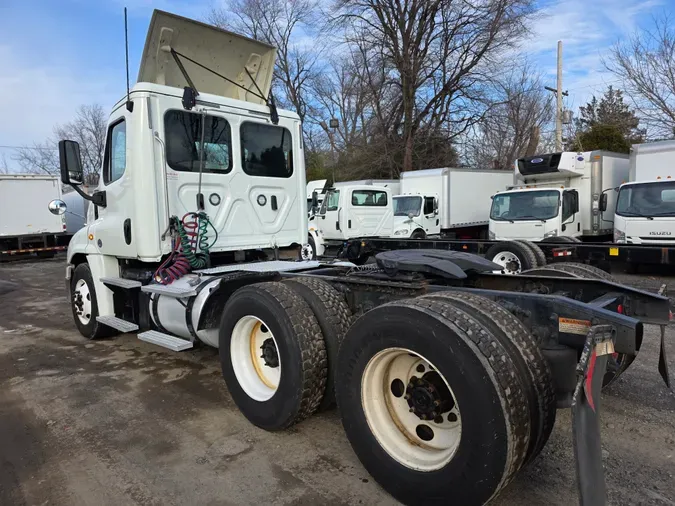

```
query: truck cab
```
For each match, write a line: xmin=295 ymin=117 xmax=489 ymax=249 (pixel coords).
xmin=306 ymin=184 xmax=393 ymax=258
xmin=614 ymin=140 xmax=675 ymax=244
xmin=489 ymin=151 xmax=628 ymax=242
xmin=392 ymin=194 xmax=439 ymax=238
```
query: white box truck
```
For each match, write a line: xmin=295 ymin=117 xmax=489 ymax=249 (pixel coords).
xmin=391 ymin=168 xmax=512 ymax=239
xmin=489 ymin=151 xmax=629 ymax=243
xmin=614 ymin=140 xmax=675 ymax=244
xmin=0 ymin=174 xmax=67 ymax=258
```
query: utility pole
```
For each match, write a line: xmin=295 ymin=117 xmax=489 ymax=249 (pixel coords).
xmin=545 ymin=41 xmax=568 ymax=151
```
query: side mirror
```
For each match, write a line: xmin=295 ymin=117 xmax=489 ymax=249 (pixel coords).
xmin=599 ymin=193 xmax=608 ymax=212
xmin=408 ymin=212 xmax=415 ymax=220
xmin=48 ymin=199 xmax=67 ymax=215
xmin=58 ymin=140 xmax=84 ymax=186
xmin=311 ymin=191 xmax=319 ymax=211
xmin=433 ymin=197 xmax=439 ymax=215
xmin=572 ymin=191 xmax=580 ymax=213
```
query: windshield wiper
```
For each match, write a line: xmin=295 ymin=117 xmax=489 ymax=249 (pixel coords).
xmin=644 ymin=212 xmax=675 ymax=217
xmin=518 ymin=215 xmax=548 ymax=223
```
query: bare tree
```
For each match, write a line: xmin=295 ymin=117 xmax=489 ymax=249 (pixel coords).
xmin=605 ymin=15 xmax=675 ymax=138
xmin=467 ymin=65 xmax=553 ymax=169
xmin=15 ymin=104 xmax=106 ymax=185
xmin=209 ymin=0 xmax=323 ymax=123
xmin=0 ymin=154 xmax=11 ymax=174
xmin=333 ymin=0 xmax=536 ymax=173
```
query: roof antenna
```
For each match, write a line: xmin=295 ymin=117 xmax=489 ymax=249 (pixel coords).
xmin=124 ymin=7 xmax=134 ymax=113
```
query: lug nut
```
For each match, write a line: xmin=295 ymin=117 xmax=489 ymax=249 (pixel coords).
xmin=404 ymin=394 xmax=411 ymax=400
xmin=434 ymin=400 xmax=441 ymax=406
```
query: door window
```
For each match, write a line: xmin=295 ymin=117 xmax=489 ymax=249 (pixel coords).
xmin=241 ymin=122 xmax=293 ymax=177
xmin=324 ymin=190 xmax=340 ymax=212
xmin=423 ymin=197 xmax=435 ymax=215
xmin=165 ymin=110 xmax=232 ymax=173
xmin=562 ymin=191 xmax=576 ymax=222
xmin=351 ymin=190 xmax=387 ymax=206
xmin=103 ymin=119 xmax=126 ymax=184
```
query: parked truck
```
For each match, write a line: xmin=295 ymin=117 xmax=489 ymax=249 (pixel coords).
xmin=392 ymin=167 xmax=512 ymax=239
xmin=47 ymin=10 xmax=671 ymax=506
xmin=304 ymin=183 xmax=393 ymax=259
xmin=0 ymin=174 xmax=68 ymax=259
xmin=614 ymin=140 xmax=675 ymax=245
xmin=489 ymin=151 xmax=628 ymax=243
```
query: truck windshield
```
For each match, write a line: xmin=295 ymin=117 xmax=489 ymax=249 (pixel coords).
xmin=490 ymin=190 xmax=560 ymax=221
xmin=393 ymin=196 xmax=422 ymax=216
xmin=616 ymin=181 xmax=675 ymax=217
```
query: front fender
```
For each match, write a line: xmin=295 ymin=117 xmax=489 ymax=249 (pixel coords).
xmin=308 ymin=227 xmax=326 ymax=257
xmin=66 ymin=227 xmax=96 ymax=264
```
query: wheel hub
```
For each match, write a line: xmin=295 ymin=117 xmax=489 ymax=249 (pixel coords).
xmin=405 ymin=372 xmax=455 ymax=421
xmin=73 ymin=293 xmax=84 ymax=314
xmin=260 ymin=338 xmax=279 ymax=368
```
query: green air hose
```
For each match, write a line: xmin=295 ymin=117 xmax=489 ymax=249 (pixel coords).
xmin=175 ymin=212 xmax=219 ymax=269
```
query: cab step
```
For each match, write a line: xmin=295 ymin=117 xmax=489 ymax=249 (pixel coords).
xmin=138 ymin=330 xmax=194 ymax=351
xmin=100 ymin=277 xmax=143 ymax=289
xmin=96 ymin=315 xmax=139 ymax=333
xmin=141 ymin=284 xmax=197 ymax=298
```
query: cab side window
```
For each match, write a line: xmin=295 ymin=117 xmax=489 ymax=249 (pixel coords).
xmin=423 ymin=197 xmax=435 ymax=215
xmin=103 ymin=119 xmax=126 ymax=184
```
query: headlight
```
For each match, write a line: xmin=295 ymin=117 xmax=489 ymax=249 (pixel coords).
xmin=614 ymin=229 xmax=625 ymax=243
xmin=489 ymin=230 xmax=495 ymax=240
xmin=544 ymin=229 xmax=558 ymax=238
xmin=394 ymin=229 xmax=409 ymax=236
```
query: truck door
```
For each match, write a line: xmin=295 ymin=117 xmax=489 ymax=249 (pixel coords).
xmin=319 ymin=189 xmax=342 ymax=240
xmin=163 ymin=110 xmax=300 ymax=251
xmin=422 ymin=196 xmax=440 ymax=234
xmin=90 ymin=111 xmax=137 ymax=258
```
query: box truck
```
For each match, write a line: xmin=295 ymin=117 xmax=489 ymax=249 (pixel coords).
xmin=392 ymin=168 xmax=512 ymax=239
xmin=0 ymin=174 xmax=67 ymax=258
xmin=489 ymin=151 xmax=629 ymax=243
xmin=614 ymin=140 xmax=675 ymax=244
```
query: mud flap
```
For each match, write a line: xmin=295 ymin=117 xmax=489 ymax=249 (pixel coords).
xmin=572 ymin=324 xmax=615 ymax=506
xmin=659 ymin=324 xmax=671 ymax=389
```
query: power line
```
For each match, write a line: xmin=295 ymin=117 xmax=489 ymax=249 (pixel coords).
xmin=0 ymin=145 xmax=57 ymax=151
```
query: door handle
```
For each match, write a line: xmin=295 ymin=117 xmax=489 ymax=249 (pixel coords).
xmin=271 ymin=195 xmax=278 ymax=211
xmin=124 ymin=218 xmax=132 ymax=245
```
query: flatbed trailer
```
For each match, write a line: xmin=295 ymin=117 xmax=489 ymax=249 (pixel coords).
xmin=342 ymin=237 xmax=675 ymax=271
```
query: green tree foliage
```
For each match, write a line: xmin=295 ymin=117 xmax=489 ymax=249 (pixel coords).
xmin=572 ymin=86 xmax=644 ymax=152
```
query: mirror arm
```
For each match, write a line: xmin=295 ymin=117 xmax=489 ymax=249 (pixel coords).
xmin=70 ymin=184 xmax=107 ymax=208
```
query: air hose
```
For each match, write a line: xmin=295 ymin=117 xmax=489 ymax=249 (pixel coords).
xmin=153 ymin=212 xmax=218 ymax=284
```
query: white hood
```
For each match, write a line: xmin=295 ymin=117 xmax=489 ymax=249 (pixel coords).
xmin=138 ymin=10 xmax=276 ymax=105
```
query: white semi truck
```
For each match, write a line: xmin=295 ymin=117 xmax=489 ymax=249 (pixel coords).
xmin=489 ymin=151 xmax=628 ymax=244
xmin=392 ymin=168 xmax=512 ymax=239
xmin=0 ymin=174 xmax=67 ymax=258
xmin=46 ymin=10 xmax=671 ymax=506
xmin=614 ymin=140 xmax=675 ymax=244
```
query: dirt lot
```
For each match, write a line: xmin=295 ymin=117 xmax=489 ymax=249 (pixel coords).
xmin=0 ymin=257 xmax=674 ymax=506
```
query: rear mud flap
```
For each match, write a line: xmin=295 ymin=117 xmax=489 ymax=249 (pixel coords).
xmin=572 ymin=324 xmax=614 ymax=506
xmin=659 ymin=324 xmax=671 ymax=389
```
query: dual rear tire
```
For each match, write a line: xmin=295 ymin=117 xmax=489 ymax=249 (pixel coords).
xmin=485 ymin=240 xmax=546 ymax=274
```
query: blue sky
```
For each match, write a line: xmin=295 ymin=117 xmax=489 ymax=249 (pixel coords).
xmin=0 ymin=0 xmax=672 ymax=169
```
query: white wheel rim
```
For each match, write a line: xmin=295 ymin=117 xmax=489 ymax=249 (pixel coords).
xmin=361 ymin=348 xmax=462 ymax=471
xmin=230 ymin=316 xmax=281 ymax=401
xmin=73 ymin=278 xmax=92 ymax=324
xmin=300 ymin=242 xmax=314 ymax=260
xmin=491 ymin=251 xmax=522 ymax=274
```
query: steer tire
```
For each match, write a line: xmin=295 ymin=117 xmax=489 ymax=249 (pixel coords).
xmin=485 ymin=241 xmax=537 ymax=274
xmin=283 ymin=277 xmax=352 ymax=410
xmin=219 ymin=282 xmax=327 ymax=430
xmin=410 ymin=229 xmax=426 ymax=240
xmin=515 ymin=240 xmax=547 ymax=267
xmin=423 ymin=292 xmax=556 ymax=464
xmin=70 ymin=263 xmax=116 ymax=340
xmin=335 ymin=297 xmax=530 ymax=506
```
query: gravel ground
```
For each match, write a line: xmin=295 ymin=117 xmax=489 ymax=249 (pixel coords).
xmin=0 ymin=257 xmax=673 ymax=506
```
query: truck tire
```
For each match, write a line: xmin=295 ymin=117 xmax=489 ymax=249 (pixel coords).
xmin=515 ymin=240 xmax=546 ymax=267
xmin=335 ymin=297 xmax=530 ymax=506
xmin=219 ymin=282 xmax=327 ymax=430
xmin=283 ymin=277 xmax=352 ymax=410
xmin=70 ymin=263 xmax=116 ymax=340
xmin=485 ymin=241 xmax=537 ymax=274
xmin=543 ymin=236 xmax=580 ymax=243
xmin=299 ymin=235 xmax=317 ymax=260
xmin=410 ymin=229 xmax=426 ymax=240
xmin=423 ymin=292 xmax=556 ymax=464
xmin=528 ymin=262 xmax=613 ymax=281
